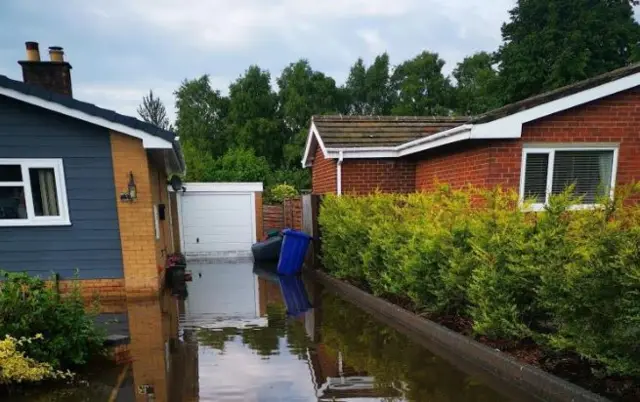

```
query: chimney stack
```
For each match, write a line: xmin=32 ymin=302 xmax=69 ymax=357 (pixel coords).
xmin=18 ymin=41 xmax=73 ymax=96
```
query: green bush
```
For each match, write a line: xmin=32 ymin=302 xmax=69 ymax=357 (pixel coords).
xmin=0 ymin=272 xmax=105 ymax=369
xmin=265 ymin=183 xmax=299 ymax=204
xmin=319 ymin=185 xmax=640 ymax=375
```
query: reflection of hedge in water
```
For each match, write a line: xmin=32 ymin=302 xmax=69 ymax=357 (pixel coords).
xmin=320 ymin=294 xmax=507 ymax=402
xmin=196 ymin=304 xmax=311 ymax=359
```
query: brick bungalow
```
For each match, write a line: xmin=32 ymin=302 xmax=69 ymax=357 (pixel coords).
xmin=303 ymin=63 xmax=640 ymax=209
xmin=0 ymin=42 xmax=185 ymax=298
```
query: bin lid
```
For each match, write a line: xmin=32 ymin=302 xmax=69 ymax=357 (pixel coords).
xmin=283 ymin=228 xmax=312 ymax=240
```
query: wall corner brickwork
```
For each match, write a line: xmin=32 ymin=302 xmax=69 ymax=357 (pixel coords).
xmin=110 ymin=132 xmax=160 ymax=296
xmin=311 ymin=146 xmax=337 ymax=194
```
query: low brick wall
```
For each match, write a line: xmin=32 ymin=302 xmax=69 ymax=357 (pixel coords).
xmin=57 ymin=278 xmax=127 ymax=300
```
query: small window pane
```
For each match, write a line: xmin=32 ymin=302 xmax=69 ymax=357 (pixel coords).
xmin=0 ymin=186 xmax=27 ymax=219
xmin=0 ymin=165 xmax=22 ymax=182
xmin=552 ymin=151 xmax=614 ymax=204
xmin=29 ymin=168 xmax=60 ymax=216
xmin=523 ymin=153 xmax=549 ymax=203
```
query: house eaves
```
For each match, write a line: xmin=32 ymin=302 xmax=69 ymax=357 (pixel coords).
xmin=303 ymin=65 xmax=640 ymax=166
xmin=0 ymin=74 xmax=186 ymax=174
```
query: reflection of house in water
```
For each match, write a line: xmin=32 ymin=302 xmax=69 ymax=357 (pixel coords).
xmin=303 ymin=284 xmax=400 ymax=401
xmin=106 ymin=265 xmax=394 ymax=401
xmin=101 ymin=292 xmax=199 ymax=402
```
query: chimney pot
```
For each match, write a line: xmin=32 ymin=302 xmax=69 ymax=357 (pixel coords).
xmin=48 ymin=46 xmax=64 ymax=62
xmin=25 ymin=41 xmax=40 ymax=61
xmin=18 ymin=42 xmax=73 ymax=96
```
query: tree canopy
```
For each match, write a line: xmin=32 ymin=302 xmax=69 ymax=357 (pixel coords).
xmin=137 ymin=90 xmax=171 ymax=130
xmin=138 ymin=0 xmax=640 ymax=190
xmin=496 ymin=0 xmax=640 ymax=103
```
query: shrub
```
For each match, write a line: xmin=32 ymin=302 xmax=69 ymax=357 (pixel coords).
xmin=266 ymin=183 xmax=299 ymax=204
xmin=0 ymin=334 xmax=72 ymax=385
xmin=0 ymin=272 xmax=105 ymax=369
xmin=319 ymin=185 xmax=640 ymax=375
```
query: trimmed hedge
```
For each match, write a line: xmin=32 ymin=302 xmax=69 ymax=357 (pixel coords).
xmin=319 ymin=185 xmax=640 ymax=376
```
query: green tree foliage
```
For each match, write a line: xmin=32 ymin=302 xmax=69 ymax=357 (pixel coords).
xmin=452 ymin=52 xmax=502 ymax=115
xmin=319 ymin=186 xmax=640 ymax=375
xmin=345 ymin=53 xmax=393 ymax=115
xmin=496 ymin=0 xmax=640 ymax=103
xmin=210 ymin=148 xmax=270 ymax=182
xmin=137 ymin=90 xmax=171 ymax=130
xmin=266 ymin=183 xmax=298 ymax=204
xmin=175 ymin=75 xmax=230 ymax=158
xmin=278 ymin=60 xmax=341 ymax=168
xmin=227 ymin=66 xmax=283 ymax=166
xmin=390 ymin=51 xmax=453 ymax=115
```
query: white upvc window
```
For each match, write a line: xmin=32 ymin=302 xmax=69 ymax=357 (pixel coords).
xmin=0 ymin=159 xmax=70 ymax=226
xmin=519 ymin=145 xmax=619 ymax=211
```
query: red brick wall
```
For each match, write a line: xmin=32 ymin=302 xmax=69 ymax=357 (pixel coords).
xmin=415 ymin=141 xmax=492 ymax=191
xmin=415 ymin=88 xmax=640 ymax=192
xmin=342 ymin=159 xmax=416 ymax=195
xmin=489 ymin=88 xmax=640 ymax=190
xmin=312 ymin=146 xmax=337 ymax=194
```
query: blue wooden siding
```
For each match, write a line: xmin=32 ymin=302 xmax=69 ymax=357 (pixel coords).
xmin=0 ymin=95 xmax=123 ymax=279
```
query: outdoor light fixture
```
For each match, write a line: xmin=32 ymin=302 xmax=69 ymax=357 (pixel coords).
xmin=120 ymin=171 xmax=137 ymax=202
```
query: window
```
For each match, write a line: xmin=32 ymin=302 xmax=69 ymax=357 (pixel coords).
xmin=0 ymin=159 xmax=70 ymax=226
xmin=520 ymin=146 xmax=617 ymax=210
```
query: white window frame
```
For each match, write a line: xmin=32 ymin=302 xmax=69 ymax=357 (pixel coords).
xmin=0 ymin=158 xmax=71 ymax=226
xmin=519 ymin=144 xmax=619 ymax=211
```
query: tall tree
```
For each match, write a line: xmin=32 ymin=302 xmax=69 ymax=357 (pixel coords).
xmin=496 ymin=0 xmax=640 ymax=103
xmin=277 ymin=59 xmax=341 ymax=168
xmin=227 ymin=66 xmax=283 ymax=166
xmin=390 ymin=51 xmax=453 ymax=116
xmin=453 ymin=52 xmax=502 ymax=115
xmin=345 ymin=54 xmax=393 ymax=115
xmin=174 ymin=75 xmax=230 ymax=159
xmin=278 ymin=59 xmax=340 ymax=134
xmin=137 ymin=90 xmax=171 ymax=130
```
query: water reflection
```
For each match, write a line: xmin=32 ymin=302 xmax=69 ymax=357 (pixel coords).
xmin=13 ymin=261 xmax=528 ymax=401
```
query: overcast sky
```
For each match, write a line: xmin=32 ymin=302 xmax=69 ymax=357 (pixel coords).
xmin=0 ymin=1 xmax=638 ymax=121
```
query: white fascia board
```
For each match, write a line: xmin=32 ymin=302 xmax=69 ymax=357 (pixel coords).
xmin=301 ymin=122 xmax=327 ymax=167
xmin=471 ymin=71 xmax=640 ymax=139
xmin=183 ymin=182 xmax=263 ymax=193
xmin=323 ymin=125 xmax=474 ymax=159
xmin=0 ymin=87 xmax=173 ymax=150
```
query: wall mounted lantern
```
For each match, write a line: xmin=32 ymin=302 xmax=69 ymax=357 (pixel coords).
xmin=120 ymin=171 xmax=137 ymax=202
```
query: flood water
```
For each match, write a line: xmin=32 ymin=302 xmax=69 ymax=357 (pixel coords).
xmin=9 ymin=261 xmax=532 ymax=402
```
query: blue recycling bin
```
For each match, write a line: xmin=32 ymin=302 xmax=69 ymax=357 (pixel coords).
xmin=278 ymin=275 xmax=312 ymax=317
xmin=277 ymin=229 xmax=312 ymax=275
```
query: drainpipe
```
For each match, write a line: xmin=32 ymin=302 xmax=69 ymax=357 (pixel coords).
xmin=336 ymin=150 xmax=344 ymax=196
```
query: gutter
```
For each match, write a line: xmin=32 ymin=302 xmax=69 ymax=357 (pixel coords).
xmin=336 ymin=150 xmax=344 ymax=195
xmin=324 ymin=124 xmax=474 ymax=160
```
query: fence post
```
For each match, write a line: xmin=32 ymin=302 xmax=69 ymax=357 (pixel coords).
xmin=302 ymin=194 xmax=322 ymax=269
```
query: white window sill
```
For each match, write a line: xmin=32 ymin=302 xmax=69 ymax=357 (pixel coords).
xmin=0 ymin=219 xmax=72 ymax=227
xmin=522 ymin=203 xmax=604 ymax=212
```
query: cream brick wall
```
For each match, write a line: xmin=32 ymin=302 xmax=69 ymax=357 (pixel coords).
xmin=110 ymin=132 xmax=162 ymax=295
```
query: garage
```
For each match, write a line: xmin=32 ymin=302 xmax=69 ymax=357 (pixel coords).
xmin=177 ymin=183 xmax=262 ymax=260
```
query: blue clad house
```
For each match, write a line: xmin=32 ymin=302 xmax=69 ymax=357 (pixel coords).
xmin=0 ymin=42 xmax=185 ymax=297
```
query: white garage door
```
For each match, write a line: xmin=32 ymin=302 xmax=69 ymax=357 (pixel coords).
xmin=178 ymin=183 xmax=262 ymax=260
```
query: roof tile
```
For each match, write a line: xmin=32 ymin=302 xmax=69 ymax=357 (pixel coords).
xmin=313 ymin=115 xmax=470 ymax=148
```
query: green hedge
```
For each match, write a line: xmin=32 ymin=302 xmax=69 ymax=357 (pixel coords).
xmin=318 ymin=185 xmax=640 ymax=375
